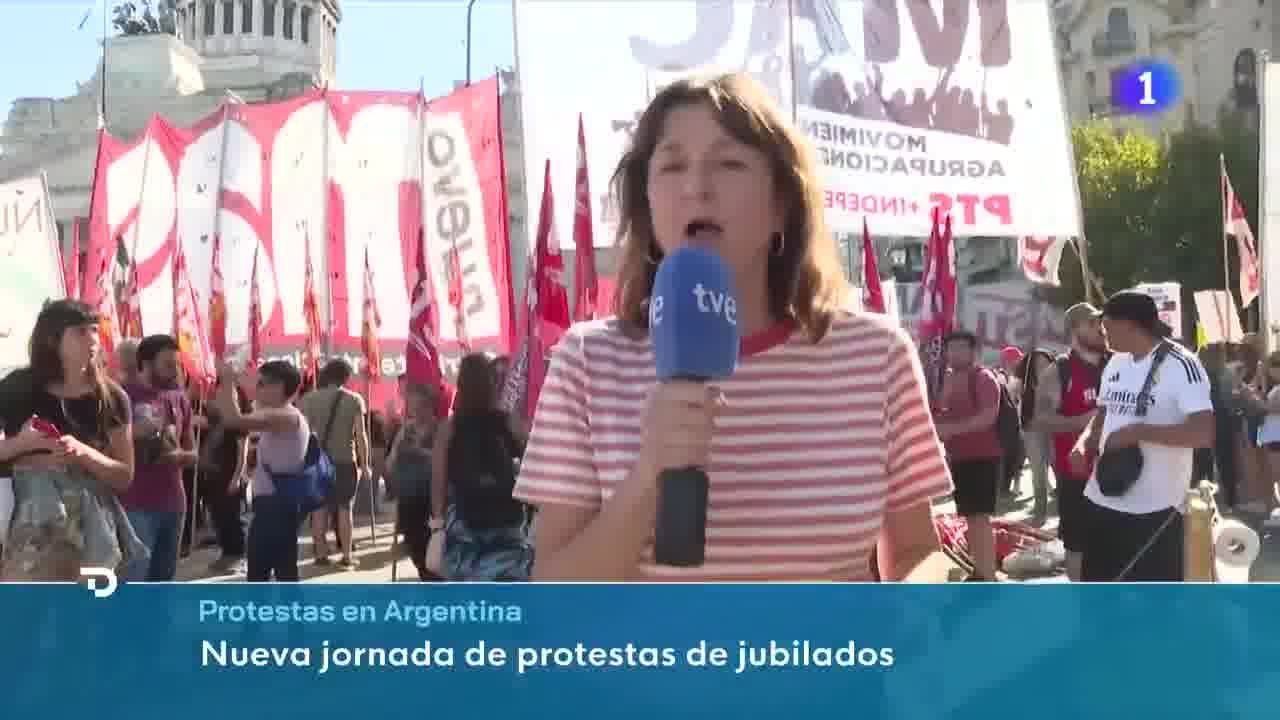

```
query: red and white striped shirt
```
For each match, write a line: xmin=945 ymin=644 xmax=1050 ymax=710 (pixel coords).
xmin=513 ymin=312 xmax=953 ymax=581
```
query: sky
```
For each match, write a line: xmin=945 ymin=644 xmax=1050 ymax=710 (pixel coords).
xmin=0 ymin=0 xmax=515 ymax=115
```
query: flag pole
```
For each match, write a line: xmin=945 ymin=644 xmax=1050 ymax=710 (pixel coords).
xmin=1221 ymin=155 xmax=1235 ymax=340
xmin=786 ymin=0 xmax=798 ymax=124
xmin=362 ymin=243 xmax=378 ymax=554
xmin=362 ymin=376 xmax=378 ymax=555
xmin=1071 ymin=238 xmax=1096 ymax=304
xmin=100 ymin=0 xmax=108 ymax=129
xmin=320 ymin=83 xmax=333 ymax=359
xmin=1258 ymin=51 xmax=1272 ymax=353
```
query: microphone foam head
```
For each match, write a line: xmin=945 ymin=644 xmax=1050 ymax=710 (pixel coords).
xmin=650 ymin=247 xmax=740 ymax=381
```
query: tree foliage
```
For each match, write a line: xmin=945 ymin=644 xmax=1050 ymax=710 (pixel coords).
xmin=113 ymin=1 xmax=176 ymax=36
xmin=1053 ymin=117 xmax=1259 ymax=312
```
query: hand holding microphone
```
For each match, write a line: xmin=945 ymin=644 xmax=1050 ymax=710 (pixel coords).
xmin=647 ymin=242 xmax=740 ymax=567
xmin=638 ymin=383 xmax=721 ymax=483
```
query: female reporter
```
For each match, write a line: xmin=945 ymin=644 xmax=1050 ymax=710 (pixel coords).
xmin=514 ymin=73 xmax=954 ymax=582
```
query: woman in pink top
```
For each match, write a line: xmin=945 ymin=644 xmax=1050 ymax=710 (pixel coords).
xmin=514 ymin=73 xmax=955 ymax=582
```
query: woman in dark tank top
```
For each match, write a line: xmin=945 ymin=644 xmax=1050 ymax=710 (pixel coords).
xmin=431 ymin=353 xmax=529 ymax=580
xmin=389 ymin=383 xmax=440 ymax=580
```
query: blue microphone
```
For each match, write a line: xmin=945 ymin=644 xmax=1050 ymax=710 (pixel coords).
xmin=649 ymin=245 xmax=740 ymax=567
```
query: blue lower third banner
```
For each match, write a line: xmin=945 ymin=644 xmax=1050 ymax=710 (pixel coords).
xmin=1 ymin=583 xmax=1274 ymax=719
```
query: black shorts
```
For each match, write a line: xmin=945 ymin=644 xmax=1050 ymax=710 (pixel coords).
xmin=1054 ymin=468 xmax=1088 ymax=553
xmin=326 ymin=463 xmax=358 ymax=510
xmin=948 ymin=458 xmax=1000 ymax=516
xmin=1081 ymin=499 xmax=1183 ymax=582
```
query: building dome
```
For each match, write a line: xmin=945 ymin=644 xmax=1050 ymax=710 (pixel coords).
xmin=174 ymin=0 xmax=340 ymax=89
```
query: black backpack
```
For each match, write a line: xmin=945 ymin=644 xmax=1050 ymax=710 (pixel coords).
xmin=447 ymin=412 xmax=525 ymax=531
xmin=994 ymin=373 xmax=1024 ymax=457
xmin=1055 ymin=352 xmax=1109 ymax=403
xmin=1056 ymin=355 xmax=1073 ymax=398
xmin=972 ymin=368 xmax=1024 ymax=462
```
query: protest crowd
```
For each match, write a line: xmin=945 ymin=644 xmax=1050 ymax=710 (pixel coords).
xmin=0 ymin=67 xmax=1260 ymax=586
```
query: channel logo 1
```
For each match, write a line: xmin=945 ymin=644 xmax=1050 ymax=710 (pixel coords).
xmin=1110 ymin=60 xmax=1182 ymax=114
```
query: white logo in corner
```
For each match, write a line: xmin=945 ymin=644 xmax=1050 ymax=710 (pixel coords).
xmin=81 ymin=567 xmax=118 ymax=598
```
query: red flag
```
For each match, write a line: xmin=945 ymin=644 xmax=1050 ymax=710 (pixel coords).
xmin=517 ymin=156 xmax=568 ymax=415
xmin=361 ymin=245 xmax=383 ymax=380
xmin=915 ymin=209 xmax=957 ymax=398
xmin=533 ymin=160 xmax=571 ymax=348
xmin=501 ymin=257 xmax=536 ymax=415
xmin=172 ymin=242 xmax=215 ymax=388
xmin=572 ymin=114 xmax=599 ymax=321
xmin=507 ymin=160 xmax=571 ymax=419
xmin=301 ymin=235 xmax=323 ymax=383
xmin=247 ymin=245 xmax=263 ymax=370
xmin=446 ymin=246 xmax=470 ymax=352
xmin=66 ymin=220 xmax=81 ymax=300
xmin=1222 ymin=154 xmax=1260 ymax=308
xmin=208 ymin=234 xmax=227 ymax=360
xmin=91 ymin=253 xmax=120 ymax=363
xmin=122 ymin=250 xmax=144 ymax=339
xmin=406 ymin=228 xmax=444 ymax=388
xmin=861 ymin=217 xmax=885 ymax=313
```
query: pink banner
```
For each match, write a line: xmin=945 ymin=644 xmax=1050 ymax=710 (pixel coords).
xmin=85 ymin=81 xmax=515 ymax=407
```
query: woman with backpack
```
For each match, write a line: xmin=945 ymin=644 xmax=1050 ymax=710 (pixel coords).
xmin=213 ymin=359 xmax=310 ymax=582
xmin=430 ymin=354 xmax=530 ymax=580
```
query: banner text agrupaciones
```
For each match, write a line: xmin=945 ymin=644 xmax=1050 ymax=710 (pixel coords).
xmin=197 ymin=600 xmax=895 ymax=675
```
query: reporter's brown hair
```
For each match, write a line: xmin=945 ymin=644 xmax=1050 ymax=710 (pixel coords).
xmin=610 ymin=73 xmax=848 ymax=342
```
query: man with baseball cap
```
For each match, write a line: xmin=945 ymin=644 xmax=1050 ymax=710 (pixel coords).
xmin=1032 ymin=301 xmax=1108 ymax=580
xmin=1068 ymin=291 xmax=1214 ymax=581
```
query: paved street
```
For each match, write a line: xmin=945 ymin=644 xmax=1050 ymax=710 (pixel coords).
xmin=177 ymin=505 xmax=414 ymax=584
xmin=176 ymin=466 xmax=1280 ymax=583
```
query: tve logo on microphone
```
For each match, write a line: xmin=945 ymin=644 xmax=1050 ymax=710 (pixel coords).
xmin=692 ymin=283 xmax=737 ymax=325
xmin=650 ymin=247 xmax=740 ymax=381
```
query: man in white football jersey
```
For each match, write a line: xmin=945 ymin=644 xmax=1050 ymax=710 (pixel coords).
xmin=1070 ymin=291 xmax=1214 ymax=582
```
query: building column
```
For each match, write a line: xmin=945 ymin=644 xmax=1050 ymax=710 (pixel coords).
xmin=317 ymin=9 xmax=327 ymax=71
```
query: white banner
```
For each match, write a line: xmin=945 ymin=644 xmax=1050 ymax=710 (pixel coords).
xmin=1133 ymin=282 xmax=1184 ymax=341
xmin=1194 ymin=290 xmax=1244 ymax=345
xmin=1262 ymin=61 xmax=1280 ymax=351
xmin=513 ymin=0 xmax=1082 ymax=239
xmin=0 ymin=174 xmax=66 ymax=375
xmin=881 ymin=277 xmax=899 ymax=319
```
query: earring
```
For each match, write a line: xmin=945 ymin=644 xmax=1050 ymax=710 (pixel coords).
xmin=771 ymin=232 xmax=786 ymax=258
xmin=647 ymin=245 xmax=662 ymax=265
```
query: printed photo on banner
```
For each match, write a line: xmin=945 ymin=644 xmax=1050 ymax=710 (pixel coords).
xmin=1133 ymin=282 xmax=1183 ymax=340
xmin=0 ymin=174 xmax=66 ymax=376
xmin=513 ymin=0 xmax=1082 ymax=238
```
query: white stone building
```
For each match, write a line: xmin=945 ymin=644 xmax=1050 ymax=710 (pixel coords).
xmin=1053 ymin=0 xmax=1273 ymax=130
xmin=0 ymin=0 xmax=533 ymax=291
xmin=0 ymin=0 xmax=341 ymax=252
